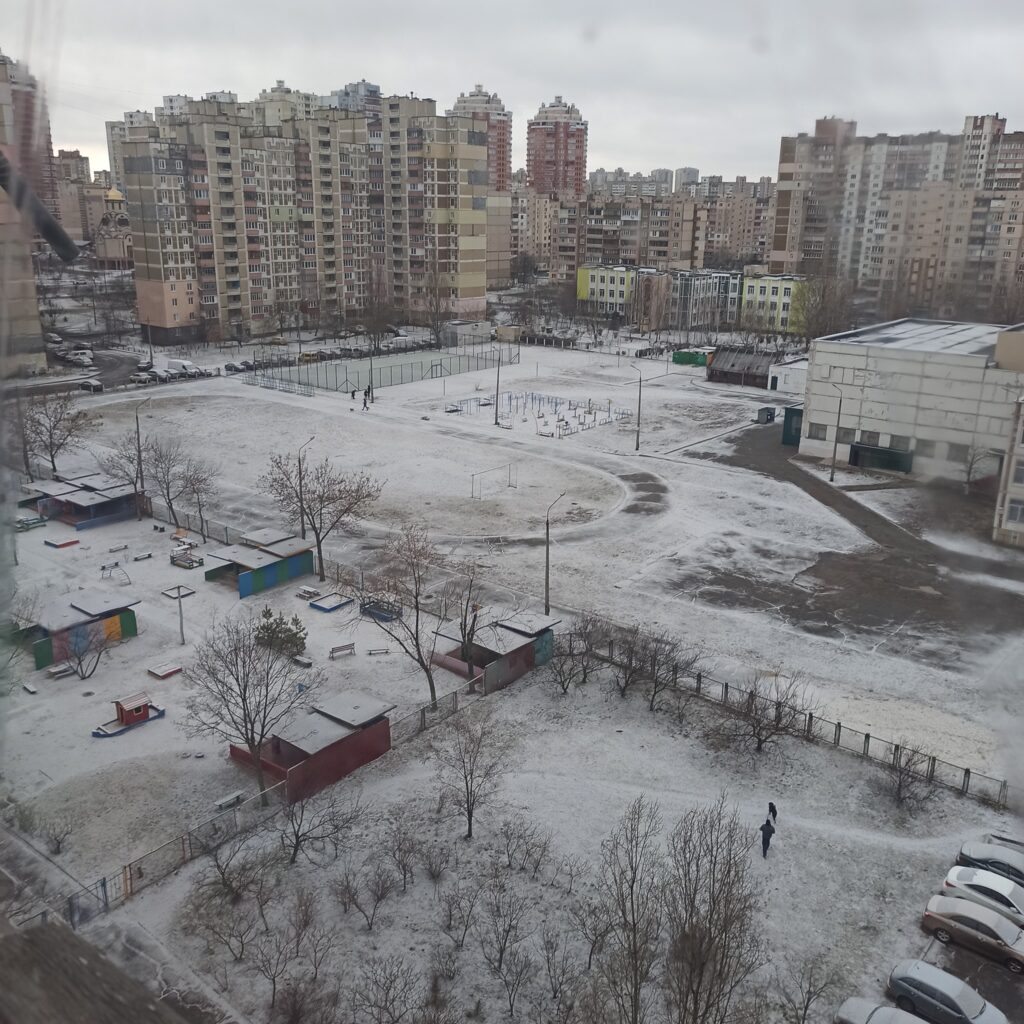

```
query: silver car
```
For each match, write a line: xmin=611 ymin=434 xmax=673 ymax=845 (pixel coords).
xmin=956 ymin=842 xmax=1024 ymax=888
xmin=941 ymin=866 xmax=1024 ymax=929
xmin=834 ymin=998 xmax=920 ymax=1024
xmin=887 ymin=959 xmax=1007 ymax=1024
xmin=922 ymin=895 xmax=1024 ymax=973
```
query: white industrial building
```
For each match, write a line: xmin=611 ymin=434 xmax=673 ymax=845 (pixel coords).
xmin=993 ymin=397 xmax=1024 ymax=548
xmin=799 ymin=319 xmax=1024 ymax=485
xmin=768 ymin=357 xmax=807 ymax=396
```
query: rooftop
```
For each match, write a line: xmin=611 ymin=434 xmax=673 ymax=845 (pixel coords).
xmin=818 ymin=318 xmax=1016 ymax=358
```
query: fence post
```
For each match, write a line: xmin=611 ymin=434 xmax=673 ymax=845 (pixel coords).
xmin=863 ymin=733 xmax=871 ymax=757
xmin=927 ymin=756 xmax=936 ymax=782
xmin=722 ymin=680 xmax=728 ymax=703
xmin=453 ymin=691 xmax=458 ymax=713
xmin=961 ymin=768 xmax=971 ymax=795
xmin=695 ymin=671 xmax=702 ymax=693
xmin=833 ymin=721 xmax=840 ymax=746
xmin=419 ymin=708 xmax=427 ymax=732
xmin=805 ymin=712 xmax=814 ymax=738
xmin=998 ymin=780 xmax=1008 ymax=808
xmin=99 ymin=876 xmax=109 ymax=911
xmin=892 ymin=743 xmax=901 ymax=767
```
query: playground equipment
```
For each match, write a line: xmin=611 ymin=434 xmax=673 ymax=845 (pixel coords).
xmin=470 ymin=462 xmax=519 ymax=499
xmin=360 ymin=599 xmax=402 ymax=623
xmin=100 ymin=561 xmax=132 ymax=585
xmin=92 ymin=693 xmax=166 ymax=738
xmin=16 ymin=515 xmax=47 ymax=531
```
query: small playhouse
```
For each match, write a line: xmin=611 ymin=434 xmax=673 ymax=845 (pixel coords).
xmin=92 ymin=692 xmax=165 ymax=738
xmin=432 ymin=611 xmax=558 ymax=694
xmin=25 ymin=590 xmax=140 ymax=671
xmin=230 ymin=692 xmax=396 ymax=802
xmin=21 ymin=472 xmax=139 ymax=530
xmin=204 ymin=527 xmax=314 ymax=598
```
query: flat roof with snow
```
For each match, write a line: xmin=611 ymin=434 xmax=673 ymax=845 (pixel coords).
xmin=206 ymin=544 xmax=281 ymax=570
xmin=818 ymin=319 xmax=1011 ymax=357
xmin=61 ymin=489 xmax=116 ymax=508
xmin=316 ymin=692 xmax=396 ymax=728
xmin=277 ymin=708 xmax=354 ymax=755
xmin=69 ymin=590 xmax=140 ymax=618
xmin=241 ymin=527 xmax=294 ymax=547
xmin=24 ymin=480 xmax=78 ymax=497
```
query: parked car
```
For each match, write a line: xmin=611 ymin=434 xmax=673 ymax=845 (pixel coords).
xmin=224 ymin=361 xmax=244 ymax=373
xmin=200 ymin=367 xmax=216 ymax=377
xmin=78 ymin=379 xmax=104 ymax=393
xmin=957 ymin=842 xmax=1024 ymax=888
xmin=163 ymin=368 xmax=184 ymax=380
xmin=834 ymin=998 xmax=921 ymax=1024
xmin=128 ymin=372 xmax=152 ymax=385
xmin=887 ymin=959 xmax=1007 ymax=1024
xmin=922 ymin=895 xmax=1024 ymax=973
xmin=137 ymin=359 xmax=153 ymax=371
xmin=941 ymin=867 xmax=1024 ymax=928
xmin=45 ymin=332 xmax=62 ymax=344
xmin=240 ymin=359 xmax=255 ymax=370
xmin=148 ymin=369 xmax=171 ymax=383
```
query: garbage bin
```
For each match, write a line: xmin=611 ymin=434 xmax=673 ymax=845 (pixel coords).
xmin=756 ymin=407 xmax=776 ymax=424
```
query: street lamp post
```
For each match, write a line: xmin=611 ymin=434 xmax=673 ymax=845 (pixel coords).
xmin=494 ymin=351 xmax=501 ymax=426
xmin=829 ymin=383 xmax=844 ymax=483
xmin=134 ymin=396 xmax=151 ymax=518
xmin=544 ymin=491 xmax=566 ymax=616
xmin=165 ymin=584 xmax=192 ymax=645
xmin=297 ymin=436 xmax=315 ymax=539
xmin=630 ymin=364 xmax=643 ymax=452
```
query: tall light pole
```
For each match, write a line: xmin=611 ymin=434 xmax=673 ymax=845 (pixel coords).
xmin=544 ymin=491 xmax=566 ymax=616
xmin=165 ymin=584 xmax=192 ymax=645
xmin=829 ymin=382 xmax=844 ymax=483
xmin=630 ymin=364 xmax=643 ymax=452
xmin=134 ymin=396 xmax=151 ymax=518
xmin=494 ymin=350 xmax=501 ymax=426
xmin=297 ymin=436 xmax=315 ymax=539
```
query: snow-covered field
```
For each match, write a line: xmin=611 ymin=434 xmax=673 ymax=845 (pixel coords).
xmin=5 ymin=341 xmax=1023 ymax=1022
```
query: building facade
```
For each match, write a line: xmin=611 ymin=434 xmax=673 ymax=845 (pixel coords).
xmin=123 ymin=93 xmax=488 ymax=344
xmin=57 ymin=179 xmax=107 ymax=242
xmin=798 ymin=320 xmax=1024 ymax=485
xmin=741 ymin=274 xmax=804 ymax=332
xmin=94 ymin=188 xmax=133 ymax=269
xmin=668 ymin=270 xmax=743 ymax=334
xmin=57 ymin=148 xmax=90 ymax=182
xmin=993 ymin=396 xmax=1024 ymax=548
xmin=526 ymin=96 xmax=587 ymax=195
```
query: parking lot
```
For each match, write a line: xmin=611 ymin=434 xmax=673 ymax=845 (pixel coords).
xmin=922 ymin=937 xmax=1024 ymax=1022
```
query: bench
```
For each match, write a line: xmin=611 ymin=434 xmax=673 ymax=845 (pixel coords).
xmin=108 ymin=544 xmax=128 ymax=553
xmin=214 ymin=791 xmax=244 ymax=812
xmin=367 ymin=648 xmax=391 ymax=656
xmin=100 ymin=561 xmax=120 ymax=571
xmin=47 ymin=663 xmax=75 ymax=679
xmin=133 ymin=551 xmax=153 ymax=561
xmin=292 ymin=654 xmax=313 ymax=668
xmin=148 ymin=663 xmax=182 ymax=680
xmin=329 ymin=643 xmax=355 ymax=659
xmin=296 ymin=586 xmax=321 ymax=600
xmin=22 ymin=683 xmax=38 ymax=695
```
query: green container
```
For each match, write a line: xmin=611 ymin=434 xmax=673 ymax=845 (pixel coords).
xmin=672 ymin=351 xmax=707 ymax=366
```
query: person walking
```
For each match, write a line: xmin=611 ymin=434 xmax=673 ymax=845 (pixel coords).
xmin=351 ymin=389 xmax=357 ymax=401
xmin=768 ymin=801 xmax=778 ymax=824
xmin=759 ymin=818 xmax=775 ymax=859
xmin=362 ymin=395 xmax=368 ymax=411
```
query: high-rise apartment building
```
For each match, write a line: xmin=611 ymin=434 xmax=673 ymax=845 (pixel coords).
xmin=704 ymin=179 xmax=776 ymax=266
xmin=106 ymin=110 xmax=155 ymax=192
xmin=588 ymin=167 xmax=674 ymax=198
xmin=0 ymin=51 xmax=59 ymax=223
xmin=57 ymin=179 xmax=106 ymax=242
xmin=123 ymin=92 xmax=488 ymax=344
xmin=93 ymin=169 xmax=112 ymax=188
xmin=57 ymin=148 xmax=91 ymax=182
xmin=0 ymin=55 xmax=45 ymax=374
xmin=771 ymin=114 xmax=1024 ymax=320
xmin=320 ymin=80 xmax=382 ymax=117
xmin=448 ymin=85 xmax=512 ymax=287
xmin=526 ymin=97 xmax=587 ymax=195
xmin=674 ymin=167 xmax=699 ymax=191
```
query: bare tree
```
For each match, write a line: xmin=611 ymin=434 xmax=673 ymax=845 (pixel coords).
xmin=304 ymin=923 xmax=339 ymax=983
xmin=277 ymin=791 xmax=362 ymax=865
xmin=65 ymin=622 xmax=118 ymax=680
xmin=557 ymin=855 xmax=589 ymax=896
xmin=595 ymin=796 xmax=663 ymax=1024
xmin=775 ymin=954 xmax=842 ymax=1024
xmin=478 ymin=873 xmax=532 ymax=974
xmin=185 ymin=614 xmax=323 ymax=802
xmin=539 ymin=925 xmax=581 ymax=1005
xmin=363 ymin=263 xmax=399 ymax=358
xmin=433 ymin=706 xmax=516 ymax=840
xmin=189 ymin=896 xmax=261 ymax=962
xmin=421 ymin=843 xmax=451 ymax=891
xmin=569 ymin=896 xmax=612 ymax=972
xmin=710 ymin=670 xmax=818 ymax=758
xmin=499 ymin=948 xmax=537 ymax=1017
xmin=195 ymin=825 xmax=281 ymax=917
xmin=360 ymin=523 xmax=443 ymax=705
xmin=42 ymin=814 xmax=74 ymax=854
xmin=611 ymin=624 xmax=649 ymax=699
xmin=647 ymin=634 xmax=700 ymax=714
xmin=146 ymin=436 xmax=191 ymax=526
xmin=961 ymin=443 xmax=999 ymax=496
xmin=334 ymin=858 xmax=397 ymax=931
xmin=883 ymin=739 xmax=935 ymax=814
xmin=252 ymin=931 xmax=296 ymax=1009
xmin=261 ymin=452 xmax=382 ymax=582
xmin=788 ymin=272 xmax=853 ymax=342
xmin=275 ymin=976 xmax=342 ymax=1024
xmin=385 ymin=805 xmax=422 ymax=891
xmin=285 ymin=885 xmax=318 ymax=956
xmin=661 ymin=794 xmax=767 ymax=1024
xmin=353 ymin=955 xmax=420 ymax=1024
xmin=440 ymin=879 xmax=485 ymax=949
xmin=422 ymin=244 xmax=453 ymax=349
xmin=95 ymin=428 xmax=148 ymax=520
xmin=186 ymin=455 xmax=219 ymax=541
xmin=26 ymin=391 xmax=89 ymax=473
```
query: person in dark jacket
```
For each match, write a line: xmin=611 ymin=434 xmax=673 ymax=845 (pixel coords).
xmin=759 ymin=818 xmax=775 ymax=858
xmin=768 ymin=801 xmax=778 ymax=824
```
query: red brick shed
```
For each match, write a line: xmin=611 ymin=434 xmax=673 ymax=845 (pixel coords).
xmin=230 ymin=692 xmax=396 ymax=802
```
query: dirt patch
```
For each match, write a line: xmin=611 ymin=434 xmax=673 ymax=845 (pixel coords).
xmin=617 ymin=471 xmax=668 ymax=516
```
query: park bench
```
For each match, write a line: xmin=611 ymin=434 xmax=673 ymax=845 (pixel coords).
xmin=367 ymin=648 xmax=390 ymax=656
xmin=47 ymin=662 xmax=75 ymax=679
xmin=213 ymin=791 xmax=244 ymax=812
xmin=16 ymin=516 xmax=46 ymax=531
xmin=296 ymin=585 xmax=321 ymax=600
xmin=133 ymin=551 xmax=153 ymax=562
xmin=329 ymin=643 xmax=355 ymax=659
xmin=292 ymin=654 xmax=313 ymax=668
xmin=22 ymin=683 xmax=38 ymax=695
xmin=108 ymin=544 xmax=128 ymax=553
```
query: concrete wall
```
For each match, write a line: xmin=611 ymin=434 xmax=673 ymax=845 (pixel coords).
xmin=238 ymin=550 xmax=315 ymax=597
xmin=768 ymin=361 xmax=807 ymax=396
xmin=799 ymin=340 xmax=1024 ymax=482
xmin=285 ymin=717 xmax=391 ymax=802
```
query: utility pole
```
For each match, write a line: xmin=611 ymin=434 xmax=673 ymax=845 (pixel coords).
xmin=135 ymin=397 xmax=150 ymax=518
xmin=166 ymin=584 xmax=192 ymax=645
xmin=494 ymin=351 xmax=501 ymax=426
xmin=829 ymin=383 xmax=844 ymax=483
xmin=544 ymin=491 xmax=565 ymax=616
xmin=630 ymin=364 xmax=643 ymax=452
xmin=297 ymin=436 xmax=315 ymax=539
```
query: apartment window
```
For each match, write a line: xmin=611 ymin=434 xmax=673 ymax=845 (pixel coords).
xmin=837 ymin=427 xmax=855 ymax=444
xmin=170 ymin=283 xmax=176 ymax=292
xmin=947 ymin=442 xmax=970 ymax=463
xmin=1013 ymin=459 xmax=1024 ymax=485
xmin=771 ymin=287 xmax=778 ymax=296
xmin=783 ymin=288 xmax=791 ymax=297
xmin=171 ymin=298 xmax=178 ymax=307
xmin=915 ymin=439 xmax=936 ymax=458
xmin=860 ymin=430 xmax=880 ymax=446
xmin=759 ymin=285 xmax=767 ymax=296
xmin=1008 ymin=500 xmax=1024 ymax=524
xmin=807 ymin=423 xmax=827 ymax=441
xmin=889 ymin=434 xmax=910 ymax=451
xmin=619 ymin=290 xmax=625 ymax=298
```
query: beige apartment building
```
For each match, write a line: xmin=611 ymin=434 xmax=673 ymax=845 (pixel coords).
xmin=123 ymin=94 xmax=488 ymax=344
xmin=57 ymin=178 xmax=107 ymax=242
xmin=706 ymin=186 xmax=776 ymax=267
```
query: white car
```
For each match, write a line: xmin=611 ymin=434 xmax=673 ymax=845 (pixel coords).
xmin=940 ymin=866 xmax=1024 ymax=928
xmin=834 ymin=998 xmax=920 ymax=1024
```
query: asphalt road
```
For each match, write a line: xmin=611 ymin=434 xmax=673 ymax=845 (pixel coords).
xmin=92 ymin=349 xmax=140 ymax=388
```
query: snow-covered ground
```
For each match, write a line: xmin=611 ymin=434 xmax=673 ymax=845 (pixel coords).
xmin=6 ymin=340 xmax=1024 ymax=1022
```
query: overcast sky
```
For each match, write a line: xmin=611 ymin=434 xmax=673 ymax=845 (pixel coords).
xmin=10 ymin=0 xmax=1024 ymax=181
